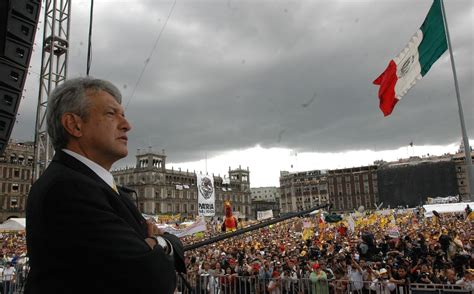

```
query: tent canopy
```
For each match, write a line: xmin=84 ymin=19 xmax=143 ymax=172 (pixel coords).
xmin=0 ymin=218 xmax=26 ymax=231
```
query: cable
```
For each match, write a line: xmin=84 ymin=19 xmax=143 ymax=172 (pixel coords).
xmin=86 ymin=0 xmax=94 ymax=76
xmin=125 ymin=0 xmax=177 ymax=109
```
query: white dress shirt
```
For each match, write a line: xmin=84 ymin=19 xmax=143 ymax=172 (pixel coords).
xmin=62 ymin=149 xmax=116 ymax=191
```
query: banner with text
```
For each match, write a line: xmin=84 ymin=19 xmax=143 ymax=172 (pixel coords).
xmin=197 ymin=174 xmax=216 ymax=216
xmin=257 ymin=209 xmax=273 ymax=221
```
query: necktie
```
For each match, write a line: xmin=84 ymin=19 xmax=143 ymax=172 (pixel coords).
xmin=112 ymin=180 xmax=119 ymax=194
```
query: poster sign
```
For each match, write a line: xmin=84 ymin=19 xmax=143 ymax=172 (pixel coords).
xmin=197 ymin=174 xmax=215 ymax=216
xmin=257 ymin=210 xmax=273 ymax=221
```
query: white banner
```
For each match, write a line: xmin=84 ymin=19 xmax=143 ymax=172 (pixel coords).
xmin=197 ymin=174 xmax=215 ymax=216
xmin=257 ymin=209 xmax=273 ymax=221
xmin=423 ymin=202 xmax=474 ymax=217
xmin=157 ymin=218 xmax=207 ymax=238
xmin=375 ymin=209 xmax=392 ymax=216
xmin=426 ymin=196 xmax=459 ymax=204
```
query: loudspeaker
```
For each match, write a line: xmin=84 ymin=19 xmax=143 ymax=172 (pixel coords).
xmin=0 ymin=112 xmax=15 ymax=155
xmin=0 ymin=0 xmax=41 ymax=154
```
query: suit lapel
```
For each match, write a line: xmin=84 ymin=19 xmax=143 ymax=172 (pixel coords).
xmin=116 ymin=188 xmax=147 ymax=234
xmin=53 ymin=151 xmax=146 ymax=236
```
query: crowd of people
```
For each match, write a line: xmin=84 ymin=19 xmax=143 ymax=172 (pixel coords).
xmin=0 ymin=207 xmax=473 ymax=293
xmin=0 ymin=232 xmax=28 ymax=293
xmin=2 ymin=77 xmax=472 ymax=293
xmin=181 ymin=208 xmax=473 ymax=293
xmin=0 ymin=232 xmax=26 ymax=266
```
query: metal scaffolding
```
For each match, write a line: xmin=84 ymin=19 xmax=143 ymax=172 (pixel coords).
xmin=33 ymin=0 xmax=71 ymax=180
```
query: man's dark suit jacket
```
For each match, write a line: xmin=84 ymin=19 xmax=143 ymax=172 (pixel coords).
xmin=25 ymin=151 xmax=185 ymax=293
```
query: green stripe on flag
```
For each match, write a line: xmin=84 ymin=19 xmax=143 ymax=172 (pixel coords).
xmin=418 ymin=0 xmax=447 ymax=76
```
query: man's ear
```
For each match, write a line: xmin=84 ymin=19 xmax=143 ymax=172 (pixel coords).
xmin=61 ymin=113 xmax=83 ymax=138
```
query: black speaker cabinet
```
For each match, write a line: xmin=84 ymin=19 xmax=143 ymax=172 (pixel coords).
xmin=0 ymin=0 xmax=41 ymax=154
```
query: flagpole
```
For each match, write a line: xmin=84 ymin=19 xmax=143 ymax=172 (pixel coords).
xmin=440 ymin=0 xmax=474 ymax=201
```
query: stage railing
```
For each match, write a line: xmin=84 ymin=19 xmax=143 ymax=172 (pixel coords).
xmin=176 ymin=273 xmax=473 ymax=294
xmin=0 ymin=256 xmax=28 ymax=294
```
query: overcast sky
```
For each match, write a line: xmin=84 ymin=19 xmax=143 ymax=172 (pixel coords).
xmin=12 ymin=0 xmax=473 ymax=187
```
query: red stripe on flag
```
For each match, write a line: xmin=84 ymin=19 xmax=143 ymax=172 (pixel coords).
xmin=373 ymin=60 xmax=399 ymax=116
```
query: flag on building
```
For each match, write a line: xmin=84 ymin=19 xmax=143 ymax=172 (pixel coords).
xmin=373 ymin=0 xmax=447 ymax=116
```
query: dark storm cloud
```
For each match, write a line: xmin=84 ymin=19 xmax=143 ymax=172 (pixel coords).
xmin=12 ymin=0 xmax=473 ymax=166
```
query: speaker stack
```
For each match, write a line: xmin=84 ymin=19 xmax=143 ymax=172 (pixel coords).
xmin=0 ymin=0 xmax=41 ymax=154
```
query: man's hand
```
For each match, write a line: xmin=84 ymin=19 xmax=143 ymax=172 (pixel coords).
xmin=145 ymin=237 xmax=157 ymax=250
xmin=145 ymin=219 xmax=165 ymax=250
xmin=146 ymin=219 xmax=164 ymax=237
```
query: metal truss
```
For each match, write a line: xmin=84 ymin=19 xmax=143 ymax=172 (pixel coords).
xmin=33 ymin=0 xmax=71 ymax=180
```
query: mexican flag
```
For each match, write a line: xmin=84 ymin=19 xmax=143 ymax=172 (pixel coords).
xmin=373 ymin=0 xmax=447 ymax=116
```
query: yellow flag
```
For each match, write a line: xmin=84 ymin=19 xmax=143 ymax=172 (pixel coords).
xmin=302 ymin=228 xmax=313 ymax=240
xmin=468 ymin=211 xmax=474 ymax=221
xmin=194 ymin=232 xmax=204 ymax=239
xmin=368 ymin=213 xmax=377 ymax=225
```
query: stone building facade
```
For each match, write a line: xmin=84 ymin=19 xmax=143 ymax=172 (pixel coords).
xmin=0 ymin=141 xmax=34 ymax=222
xmin=112 ymin=149 xmax=252 ymax=220
xmin=251 ymin=186 xmax=279 ymax=202
xmin=327 ymin=165 xmax=379 ymax=212
xmin=279 ymin=170 xmax=329 ymax=214
xmin=252 ymin=200 xmax=281 ymax=219
xmin=251 ymin=186 xmax=280 ymax=219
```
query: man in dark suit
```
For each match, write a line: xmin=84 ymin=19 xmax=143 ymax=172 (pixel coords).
xmin=26 ymin=77 xmax=185 ymax=293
